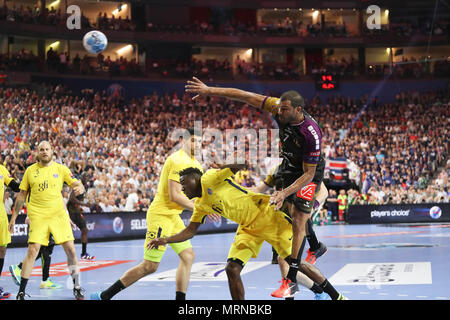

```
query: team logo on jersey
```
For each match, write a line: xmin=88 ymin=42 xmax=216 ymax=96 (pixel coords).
xmin=297 ymin=182 xmax=317 ymax=201
xmin=53 ymin=174 xmax=59 ymax=178
xmin=207 ymin=188 xmax=213 ymax=195
xmin=0 ymin=175 xmax=3 ymax=180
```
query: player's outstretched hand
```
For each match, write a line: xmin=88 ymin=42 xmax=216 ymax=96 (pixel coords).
xmin=270 ymin=190 xmax=286 ymax=211
xmin=147 ymin=238 xmax=168 ymax=250
xmin=185 ymin=77 xmax=210 ymax=100
xmin=207 ymin=213 xmax=221 ymax=223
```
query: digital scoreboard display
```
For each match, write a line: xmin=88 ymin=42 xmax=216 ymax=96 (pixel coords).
xmin=315 ymin=74 xmax=339 ymax=90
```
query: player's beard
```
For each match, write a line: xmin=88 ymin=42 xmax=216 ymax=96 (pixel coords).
xmin=39 ymin=155 xmax=51 ymax=165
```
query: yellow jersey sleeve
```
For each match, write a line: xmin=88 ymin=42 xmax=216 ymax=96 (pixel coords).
xmin=167 ymin=151 xmax=204 ymax=183
xmin=202 ymin=168 xmax=234 ymax=187
xmin=264 ymin=173 xmax=274 ymax=188
xmin=19 ymin=167 xmax=30 ymax=191
xmin=261 ymin=96 xmax=280 ymax=116
xmin=190 ymin=206 xmax=210 ymax=224
xmin=263 ymin=164 xmax=280 ymax=188
xmin=0 ymin=165 xmax=13 ymax=186
xmin=62 ymin=165 xmax=78 ymax=186
xmin=167 ymin=157 xmax=183 ymax=183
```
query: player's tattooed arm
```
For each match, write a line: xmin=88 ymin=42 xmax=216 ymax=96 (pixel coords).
xmin=8 ymin=189 xmax=27 ymax=232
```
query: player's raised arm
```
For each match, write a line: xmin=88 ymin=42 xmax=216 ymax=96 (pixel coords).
xmin=185 ymin=77 xmax=267 ymax=110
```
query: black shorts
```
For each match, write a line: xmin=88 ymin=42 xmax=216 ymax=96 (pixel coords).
xmin=69 ymin=210 xmax=87 ymax=230
xmin=276 ymin=161 xmax=324 ymax=214
xmin=285 ymin=182 xmax=319 ymax=214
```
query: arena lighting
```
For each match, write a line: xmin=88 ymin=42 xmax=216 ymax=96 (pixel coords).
xmin=245 ymin=48 xmax=253 ymax=57
xmin=112 ymin=3 xmax=127 ymax=15
xmin=313 ymin=10 xmax=319 ymax=19
xmin=47 ymin=0 xmax=60 ymax=8
xmin=385 ymin=9 xmax=389 ymax=16
xmin=117 ymin=44 xmax=132 ymax=55
xmin=386 ymin=47 xmax=391 ymax=54
xmin=49 ymin=41 xmax=60 ymax=48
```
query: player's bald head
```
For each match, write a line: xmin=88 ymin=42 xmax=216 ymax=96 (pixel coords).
xmin=37 ymin=140 xmax=53 ymax=164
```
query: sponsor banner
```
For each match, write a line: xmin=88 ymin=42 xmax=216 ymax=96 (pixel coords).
xmin=347 ymin=203 xmax=450 ymax=224
xmin=329 ymin=262 xmax=432 ymax=286
xmin=8 ymin=210 xmax=238 ymax=247
xmin=140 ymin=261 xmax=270 ymax=282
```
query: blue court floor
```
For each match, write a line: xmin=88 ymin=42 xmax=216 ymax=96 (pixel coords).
xmin=1 ymin=223 xmax=449 ymax=300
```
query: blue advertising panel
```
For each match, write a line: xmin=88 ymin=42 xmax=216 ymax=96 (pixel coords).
xmin=347 ymin=203 xmax=450 ymax=224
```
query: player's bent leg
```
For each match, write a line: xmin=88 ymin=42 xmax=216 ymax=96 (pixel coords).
xmin=21 ymin=243 xmax=41 ymax=279
xmin=316 ymin=182 xmax=328 ymax=206
xmin=122 ymin=260 xmax=159 ymax=287
xmin=91 ymin=259 xmax=160 ymax=300
xmin=225 ymin=259 xmax=245 ymax=300
xmin=60 ymin=240 xmax=84 ymax=299
xmin=299 ymin=260 xmax=347 ymax=300
xmin=225 ymin=235 xmax=257 ymax=300
xmin=175 ymin=247 xmax=195 ymax=300
xmin=285 ymin=209 xmax=310 ymax=284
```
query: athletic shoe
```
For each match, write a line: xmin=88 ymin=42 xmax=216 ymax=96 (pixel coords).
xmin=81 ymin=253 xmax=95 ymax=260
xmin=0 ymin=287 xmax=11 ymax=300
xmin=16 ymin=292 xmax=26 ymax=300
xmin=9 ymin=264 xmax=21 ymax=286
xmin=40 ymin=278 xmax=63 ymax=289
xmin=90 ymin=291 xmax=103 ymax=300
xmin=73 ymin=287 xmax=85 ymax=300
xmin=271 ymin=278 xmax=298 ymax=298
xmin=337 ymin=293 xmax=349 ymax=300
xmin=314 ymin=292 xmax=329 ymax=300
xmin=305 ymin=242 xmax=328 ymax=265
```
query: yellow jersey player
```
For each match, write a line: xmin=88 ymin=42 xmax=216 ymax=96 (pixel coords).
xmin=8 ymin=141 xmax=85 ymax=300
xmin=90 ymin=129 xmax=218 ymax=300
xmin=148 ymin=166 xmax=347 ymax=301
xmin=0 ymin=164 xmax=21 ymax=300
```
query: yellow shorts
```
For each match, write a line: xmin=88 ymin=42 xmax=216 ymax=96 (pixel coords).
xmin=28 ymin=212 xmax=74 ymax=246
xmin=144 ymin=212 xmax=192 ymax=262
xmin=0 ymin=213 xmax=11 ymax=246
xmin=227 ymin=206 xmax=292 ymax=266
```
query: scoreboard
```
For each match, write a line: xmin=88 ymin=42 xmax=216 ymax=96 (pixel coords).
xmin=315 ymin=74 xmax=339 ymax=90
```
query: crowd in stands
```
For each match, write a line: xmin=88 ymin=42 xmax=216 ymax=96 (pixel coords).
xmin=2 ymin=3 xmax=449 ymax=39
xmin=0 ymin=4 xmax=135 ymax=31
xmin=311 ymin=55 xmax=359 ymax=79
xmin=2 ymin=46 xmax=448 ymax=81
xmin=316 ymin=87 xmax=448 ymax=213
xmin=363 ymin=19 xmax=449 ymax=38
xmin=46 ymin=48 xmax=142 ymax=77
xmin=367 ymin=56 xmax=450 ymax=79
xmin=146 ymin=19 xmax=352 ymax=38
xmin=0 ymin=82 xmax=448 ymax=216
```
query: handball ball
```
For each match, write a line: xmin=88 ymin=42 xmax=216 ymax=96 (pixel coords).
xmin=83 ymin=30 xmax=108 ymax=54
